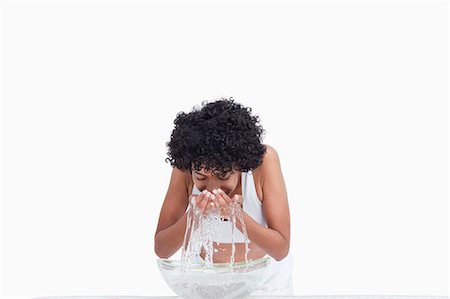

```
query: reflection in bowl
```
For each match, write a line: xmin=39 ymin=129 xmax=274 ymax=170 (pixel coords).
xmin=157 ymin=257 xmax=270 ymax=299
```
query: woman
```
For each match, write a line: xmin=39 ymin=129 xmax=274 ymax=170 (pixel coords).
xmin=154 ymin=97 xmax=293 ymax=295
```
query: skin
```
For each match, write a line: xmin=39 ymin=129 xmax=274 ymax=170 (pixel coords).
xmin=154 ymin=144 xmax=291 ymax=262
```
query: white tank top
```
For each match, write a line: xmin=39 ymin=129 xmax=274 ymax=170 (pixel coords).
xmin=190 ymin=169 xmax=295 ymax=296
xmin=191 ymin=170 xmax=267 ymax=243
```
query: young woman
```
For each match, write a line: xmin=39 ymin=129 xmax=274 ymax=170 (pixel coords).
xmin=154 ymin=97 xmax=293 ymax=295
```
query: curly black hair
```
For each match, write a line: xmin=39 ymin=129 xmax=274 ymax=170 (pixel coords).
xmin=165 ymin=97 xmax=267 ymax=177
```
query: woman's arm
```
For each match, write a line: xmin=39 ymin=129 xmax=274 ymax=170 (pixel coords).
xmin=154 ymin=168 xmax=190 ymax=258
xmin=235 ymin=145 xmax=291 ymax=261
xmin=155 ymin=213 xmax=189 ymax=258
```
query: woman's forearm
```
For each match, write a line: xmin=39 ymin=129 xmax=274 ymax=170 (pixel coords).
xmin=154 ymin=212 xmax=188 ymax=258
xmin=235 ymin=210 xmax=289 ymax=261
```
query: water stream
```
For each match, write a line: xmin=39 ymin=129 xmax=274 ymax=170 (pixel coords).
xmin=181 ymin=195 xmax=251 ymax=271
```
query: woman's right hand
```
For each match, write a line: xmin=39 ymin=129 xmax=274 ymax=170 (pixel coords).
xmin=190 ymin=190 xmax=214 ymax=215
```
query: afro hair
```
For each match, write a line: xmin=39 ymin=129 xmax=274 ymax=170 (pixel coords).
xmin=165 ymin=97 xmax=267 ymax=177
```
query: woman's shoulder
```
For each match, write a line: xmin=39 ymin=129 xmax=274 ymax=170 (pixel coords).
xmin=263 ymin=144 xmax=278 ymax=158
xmin=249 ymin=144 xmax=282 ymax=202
xmin=254 ymin=144 xmax=280 ymax=170
xmin=169 ymin=167 xmax=194 ymax=195
xmin=252 ymin=144 xmax=281 ymax=180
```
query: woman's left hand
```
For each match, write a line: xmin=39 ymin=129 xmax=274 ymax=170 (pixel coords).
xmin=209 ymin=188 xmax=243 ymax=219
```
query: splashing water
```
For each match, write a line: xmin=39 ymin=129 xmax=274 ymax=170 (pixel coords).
xmin=158 ymin=194 xmax=270 ymax=299
xmin=181 ymin=195 xmax=251 ymax=271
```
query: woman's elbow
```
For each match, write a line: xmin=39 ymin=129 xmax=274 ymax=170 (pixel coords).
xmin=154 ymin=244 xmax=167 ymax=259
xmin=154 ymin=234 xmax=168 ymax=259
xmin=273 ymin=252 xmax=288 ymax=261
xmin=273 ymin=243 xmax=290 ymax=261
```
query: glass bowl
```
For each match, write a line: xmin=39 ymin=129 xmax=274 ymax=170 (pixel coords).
xmin=157 ymin=256 xmax=270 ymax=299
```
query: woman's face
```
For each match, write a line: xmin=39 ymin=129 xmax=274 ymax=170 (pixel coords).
xmin=192 ymin=167 xmax=241 ymax=195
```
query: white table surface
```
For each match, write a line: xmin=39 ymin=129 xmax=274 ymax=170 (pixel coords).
xmin=32 ymin=296 xmax=448 ymax=299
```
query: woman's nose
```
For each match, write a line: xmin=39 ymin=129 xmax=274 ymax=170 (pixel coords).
xmin=206 ymin=184 xmax=221 ymax=192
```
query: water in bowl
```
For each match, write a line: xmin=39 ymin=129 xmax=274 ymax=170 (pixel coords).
xmin=157 ymin=258 xmax=269 ymax=299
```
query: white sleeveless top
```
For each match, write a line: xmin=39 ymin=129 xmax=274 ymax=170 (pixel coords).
xmin=191 ymin=170 xmax=295 ymax=296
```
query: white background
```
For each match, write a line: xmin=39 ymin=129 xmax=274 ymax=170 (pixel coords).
xmin=1 ymin=1 xmax=448 ymax=298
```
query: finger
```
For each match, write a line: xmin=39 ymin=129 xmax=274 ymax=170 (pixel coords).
xmin=215 ymin=195 xmax=232 ymax=218
xmin=201 ymin=192 xmax=213 ymax=214
xmin=198 ymin=191 xmax=208 ymax=211
xmin=213 ymin=189 xmax=233 ymax=205
xmin=204 ymin=197 xmax=214 ymax=214
xmin=212 ymin=190 xmax=228 ymax=210
xmin=210 ymin=194 xmax=223 ymax=213
xmin=207 ymin=192 xmax=220 ymax=211
xmin=195 ymin=190 xmax=208 ymax=206
xmin=233 ymin=194 xmax=243 ymax=206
